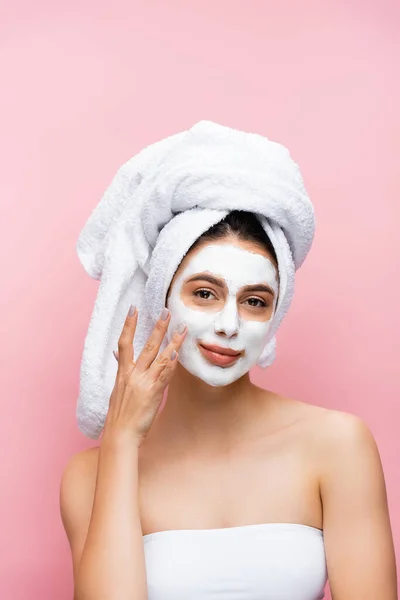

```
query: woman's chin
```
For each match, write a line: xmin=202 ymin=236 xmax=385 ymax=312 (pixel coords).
xmin=179 ymin=354 xmax=246 ymax=388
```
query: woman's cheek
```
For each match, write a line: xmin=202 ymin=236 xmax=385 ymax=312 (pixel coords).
xmin=166 ymin=293 xmax=212 ymax=343
xmin=180 ymin=305 xmax=216 ymax=337
xmin=241 ymin=319 xmax=273 ymax=359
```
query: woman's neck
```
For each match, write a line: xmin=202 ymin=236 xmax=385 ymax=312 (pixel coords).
xmin=147 ymin=362 xmax=272 ymax=452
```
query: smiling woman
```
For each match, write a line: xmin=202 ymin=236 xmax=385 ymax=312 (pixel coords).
xmin=164 ymin=211 xmax=281 ymax=386
xmin=61 ymin=121 xmax=397 ymax=600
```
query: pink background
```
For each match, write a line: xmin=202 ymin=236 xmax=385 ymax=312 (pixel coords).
xmin=1 ymin=1 xmax=399 ymax=598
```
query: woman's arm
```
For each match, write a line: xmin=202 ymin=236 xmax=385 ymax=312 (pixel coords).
xmin=319 ymin=412 xmax=397 ymax=599
xmin=60 ymin=305 xmax=186 ymax=599
xmin=60 ymin=433 xmax=147 ymax=600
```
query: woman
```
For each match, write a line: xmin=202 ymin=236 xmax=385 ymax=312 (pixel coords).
xmin=61 ymin=209 xmax=397 ymax=599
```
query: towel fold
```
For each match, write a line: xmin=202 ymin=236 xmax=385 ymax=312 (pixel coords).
xmin=76 ymin=120 xmax=315 ymax=439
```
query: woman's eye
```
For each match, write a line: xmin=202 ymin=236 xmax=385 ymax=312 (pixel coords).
xmin=244 ymin=297 xmax=267 ymax=308
xmin=193 ymin=289 xmax=215 ymax=300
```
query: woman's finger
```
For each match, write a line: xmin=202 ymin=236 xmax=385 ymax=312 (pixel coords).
xmin=117 ymin=305 xmax=138 ymax=372
xmin=134 ymin=308 xmax=172 ymax=373
xmin=148 ymin=326 xmax=187 ymax=381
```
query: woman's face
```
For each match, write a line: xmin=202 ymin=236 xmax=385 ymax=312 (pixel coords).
xmin=165 ymin=237 xmax=279 ymax=386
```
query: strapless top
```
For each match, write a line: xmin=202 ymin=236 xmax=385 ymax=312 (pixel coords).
xmin=143 ymin=522 xmax=327 ymax=599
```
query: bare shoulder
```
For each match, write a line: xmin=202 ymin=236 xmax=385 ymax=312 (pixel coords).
xmin=308 ymin=406 xmax=378 ymax=451
xmin=59 ymin=446 xmax=100 ymax=579
xmin=279 ymin=396 xmax=380 ymax=467
xmin=60 ymin=446 xmax=100 ymax=519
xmin=302 ymin=406 xmax=385 ymax=491
xmin=60 ymin=446 xmax=100 ymax=489
xmin=278 ymin=390 xmax=371 ymax=437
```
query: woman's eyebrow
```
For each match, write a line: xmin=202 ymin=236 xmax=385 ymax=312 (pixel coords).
xmin=186 ymin=274 xmax=225 ymax=288
xmin=243 ymin=283 xmax=275 ymax=297
xmin=185 ymin=275 xmax=275 ymax=297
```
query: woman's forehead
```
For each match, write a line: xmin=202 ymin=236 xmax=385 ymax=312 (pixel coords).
xmin=176 ymin=242 xmax=278 ymax=290
xmin=180 ymin=238 xmax=274 ymax=271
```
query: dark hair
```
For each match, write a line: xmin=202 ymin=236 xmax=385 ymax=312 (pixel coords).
xmin=187 ymin=210 xmax=278 ymax=269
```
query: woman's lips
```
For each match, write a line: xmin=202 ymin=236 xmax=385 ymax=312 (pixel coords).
xmin=198 ymin=343 xmax=242 ymax=367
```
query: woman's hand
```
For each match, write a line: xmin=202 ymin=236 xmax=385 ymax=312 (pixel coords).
xmin=103 ymin=305 xmax=187 ymax=446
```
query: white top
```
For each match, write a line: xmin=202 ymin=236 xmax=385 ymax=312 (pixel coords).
xmin=143 ymin=522 xmax=327 ymax=599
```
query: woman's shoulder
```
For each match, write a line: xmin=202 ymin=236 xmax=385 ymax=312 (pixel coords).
xmin=291 ymin=401 xmax=378 ymax=480
xmin=60 ymin=446 xmax=101 ymax=513
xmin=271 ymin=392 xmax=373 ymax=455
xmin=300 ymin=401 xmax=372 ymax=440
xmin=311 ymin=406 xmax=377 ymax=463
xmin=275 ymin=391 xmax=367 ymax=432
xmin=63 ymin=445 xmax=101 ymax=471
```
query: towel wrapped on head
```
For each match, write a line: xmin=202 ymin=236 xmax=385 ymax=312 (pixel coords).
xmin=76 ymin=120 xmax=315 ymax=439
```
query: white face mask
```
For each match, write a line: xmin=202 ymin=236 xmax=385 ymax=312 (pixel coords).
xmin=166 ymin=242 xmax=279 ymax=386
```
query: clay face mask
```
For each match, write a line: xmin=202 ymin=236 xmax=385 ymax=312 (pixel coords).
xmin=166 ymin=242 xmax=279 ymax=386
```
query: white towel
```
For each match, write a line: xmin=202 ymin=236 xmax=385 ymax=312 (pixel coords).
xmin=76 ymin=120 xmax=315 ymax=439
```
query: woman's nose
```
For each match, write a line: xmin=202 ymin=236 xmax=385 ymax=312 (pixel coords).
xmin=213 ymin=297 xmax=239 ymax=338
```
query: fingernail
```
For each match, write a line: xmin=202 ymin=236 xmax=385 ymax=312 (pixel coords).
xmin=171 ymin=349 xmax=178 ymax=361
xmin=113 ymin=349 xmax=119 ymax=361
xmin=175 ymin=322 xmax=187 ymax=335
xmin=128 ymin=305 xmax=136 ymax=317
xmin=160 ymin=307 xmax=169 ymax=320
